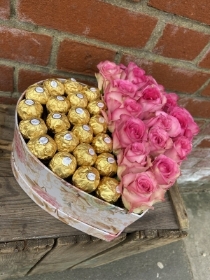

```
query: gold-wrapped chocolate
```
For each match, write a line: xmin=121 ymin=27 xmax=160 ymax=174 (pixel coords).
xmin=72 ymin=166 xmax=100 ymax=193
xmin=68 ymin=92 xmax=88 ymax=108
xmin=72 ymin=124 xmax=93 ymax=143
xmin=89 ymin=115 xmax=107 ymax=135
xmin=68 ymin=107 xmax=90 ymax=125
xmin=94 ymin=153 xmax=117 ymax=177
xmin=46 ymin=113 xmax=70 ymax=133
xmin=54 ymin=131 xmax=79 ymax=152
xmin=27 ymin=135 xmax=57 ymax=160
xmin=19 ymin=118 xmax=47 ymax=139
xmin=46 ymin=95 xmax=70 ymax=113
xmin=43 ymin=79 xmax=65 ymax=96
xmin=87 ymin=100 xmax=106 ymax=115
xmin=17 ymin=99 xmax=43 ymax=120
xmin=25 ymin=85 xmax=50 ymax=104
xmin=96 ymin=177 xmax=121 ymax=203
xmin=73 ymin=143 xmax=97 ymax=166
xmin=92 ymin=133 xmax=113 ymax=154
xmin=64 ymin=78 xmax=84 ymax=95
xmin=49 ymin=152 xmax=77 ymax=178
xmin=82 ymin=87 xmax=100 ymax=102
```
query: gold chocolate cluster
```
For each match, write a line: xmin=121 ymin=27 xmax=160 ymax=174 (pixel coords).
xmin=17 ymin=78 xmax=120 ymax=203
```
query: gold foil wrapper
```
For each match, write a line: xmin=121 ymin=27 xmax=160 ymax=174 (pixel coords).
xmin=27 ymin=135 xmax=57 ymax=160
xmin=19 ymin=118 xmax=47 ymax=139
xmin=17 ymin=99 xmax=43 ymax=120
xmin=64 ymin=78 xmax=84 ymax=95
xmin=68 ymin=92 xmax=88 ymax=108
xmin=43 ymin=79 xmax=65 ymax=96
xmin=89 ymin=115 xmax=107 ymax=135
xmin=94 ymin=153 xmax=117 ymax=177
xmin=96 ymin=177 xmax=121 ymax=203
xmin=25 ymin=85 xmax=50 ymax=104
xmin=87 ymin=100 xmax=106 ymax=115
xmin=68 ymin=107 xmax=90 ymax=125
xmin=46 ymin=95 xmax=70 ymax=113
xmin=49 ymin=152 xmax=77 ymax=178
xmin=82 ymin=87 xmax=100 ymax=102
xmin=46 ymin=113 xmax=70 ymax=133
xmin=72 ymin=166 xmax=100 ymax=193
xmin=73 ymin=143 xmax=97 ymax=166
xmin=92 ymin=133 xmax=113 ymax=154
xmin=72 ymin=124 xmax=93 ymax=144
xmin=54 ymin=131 xmax=79 ymax=152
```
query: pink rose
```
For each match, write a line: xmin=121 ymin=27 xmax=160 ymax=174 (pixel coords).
xmin=145 ymin=111 xmax=181 ymax=138
xmin=164 ymin=136 xmax=192 ymax=163
xmin=112 ymin=114 xmax=146 ymax=151
xmin=169 ymin=106 xmax=199 ymax=140
xmin=148 ymin=126 xmax=173 ymax=154
xmin=138 ymin=85 xmax=167 ymax=113
xmin=121 ymin=171 xmax=165 ymax=213
xmin=117 ymin=142 xmax=151 ymax=178
xmin=151 ymin=155 xmax=180 ymax=189
xmin=163 ymin=92 xmax=179 ymax=113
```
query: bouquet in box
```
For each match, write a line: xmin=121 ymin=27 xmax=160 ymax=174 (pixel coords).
xmin=96 ymin=61 xmax=199 ymax=213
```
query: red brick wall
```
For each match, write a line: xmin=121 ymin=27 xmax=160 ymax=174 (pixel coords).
xmin=1 ymin=0 xmax=210 ymax=188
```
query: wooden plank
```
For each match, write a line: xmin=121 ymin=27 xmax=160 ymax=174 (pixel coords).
xmin=28 ymin=233 xmax=126 ymax=275
xmin=0 ymin=176 xmax=180 ymax=243
xmin=0 ymin=239 xmax=54 ymax=279
xmin=0 ymin=104 xmax=15 ymax=142
xmin=168 ymin=183 xmax=189 ymax=230
xmin=74 ymin=230 xmax=188 ymax=269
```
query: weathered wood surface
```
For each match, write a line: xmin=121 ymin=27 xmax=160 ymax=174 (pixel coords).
xmin=74 ymin=230 xmax=188 ymax=269
xmin=0 ymin=239 xmax=54 ymax=279
xmin=29 ymin=233 xmax=126 ymax=275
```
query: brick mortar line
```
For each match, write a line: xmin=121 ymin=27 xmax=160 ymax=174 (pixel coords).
xmin=193 ymin=43 xmax=210 ymax=65
xmin=194 ymin=78 xmax=210 ymax=96
xmin=144 ymin=19 xmax=166 ymax=51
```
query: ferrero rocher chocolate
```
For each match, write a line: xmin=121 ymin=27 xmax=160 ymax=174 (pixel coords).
xmin=17 ymin=99 xmax=43 ymax=120
xmin=96 ymin=177 xmax=121 ymax=203
xmin=72 ymin=166 xmax=100 ymax=193
xmin=27 ymin=135 xmax=57 ymax=160
xmin=64 ymin=78 xmax=84 ymax=95
xmin=68 ymin=107 xmax=90 ymax=125
xmin=82 ymin=87 xmax=100 ymax=102
xmin=89 ymin=115 xmax=107 ymax=135
xmin=19 ymin=118 xmax=47 ymax=139
xmin=54 ymin=131 xmax=79 ymax=152
xmin=46 ymin=113 xmax=70 ymax=133
xmin=94 ymin=153 xmax=117 ymax=176
xmin=87 ymin=100 xmax=106 ymax=115
xmin=49 ymin=152 xmax=77 ymax=178
xmin=68 ymin=92 xmax=88 ymax=108
xmin=72 ymin=124 xmax=93 ymax=143
xmin=46 ymin=95 xmax=70 ymax=113
xmin=73 ymin=143 xmax=97 ymax=166
xmin=43 ymin=79 xmax=65 ymax=96
xmin=25 ymin=85 xmax=50 ymax=104
xmin=92 ymin=133 xmax=113 ymax=154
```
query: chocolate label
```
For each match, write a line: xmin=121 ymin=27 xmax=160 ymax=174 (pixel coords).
xmin=39 ymin=136 xmax=48 ymax=145
xmin=71 ymin=78 xmax=76 ymax=82
xmin=108 ymin=157 xmax=115 ymax=164
xmin=99 ymin=117 xmax=105 ymax=123
xmin=53 ymin=113 xmax=61 ymax=119
xmin=64 ymin=133 xmax=72 ymax=141
xmin=35 ymin=87 xmax=44 ymax=93
xmin=104 ymin=137 xmax=111 ymax=144
xmin=62 ymin=157 xmax=72 ymax=166
xmin=25 ymin=99 xmax=34 ymax=106
xmin=57 ymin=96 xmax=64 ymax=101
xmin=83 ymin=125 xmax=90 ymax=131
xmin=76 ymin=108 xmax=84 ymax=115
xmin=88 ymin=148 xmax=95 ymax=156
xmin=90 ymin=87 xmax=97 ymax=92
xmin=77 ymin=93 xmax=84 ymax=99
xmin=30 ymin=119 xmax=40 ymax=125
xmin=50 ymin=80 xmax=58 ymax=88
xmin=97 ymin=102 xmax=104 ymax=108
xmin=87 ymin=172 xmax=96 ymax=181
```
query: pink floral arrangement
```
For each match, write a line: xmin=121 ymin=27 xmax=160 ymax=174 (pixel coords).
xmin=96 ymin=61 xmax=199 ymax=214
